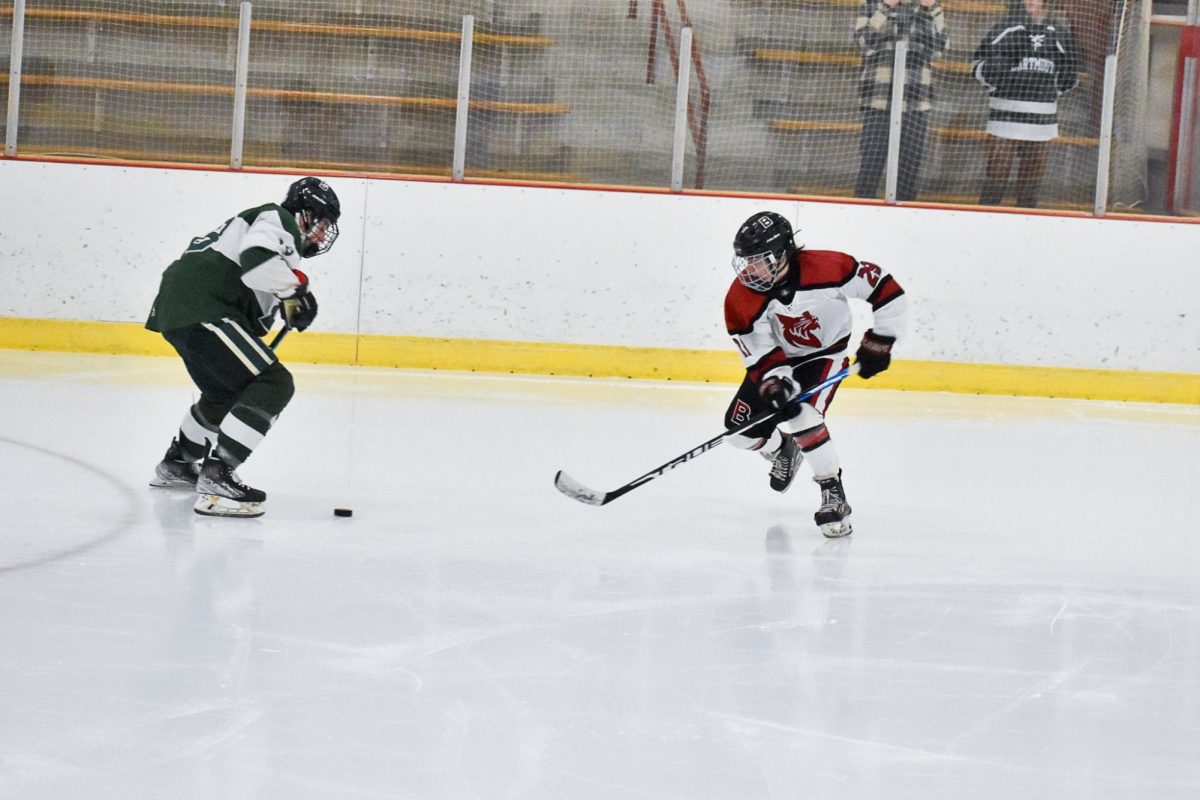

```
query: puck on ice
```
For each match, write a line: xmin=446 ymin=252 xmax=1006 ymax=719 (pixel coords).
xmin=334 ymin=508 xmax=353 ymax=518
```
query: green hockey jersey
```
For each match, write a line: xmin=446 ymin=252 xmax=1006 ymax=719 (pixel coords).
xmin=147 ymin=203 xmax=306 ymax=335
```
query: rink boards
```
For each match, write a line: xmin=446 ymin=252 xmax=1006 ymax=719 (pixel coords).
xmin=1 ymin=160 xmax=1197 ymax=404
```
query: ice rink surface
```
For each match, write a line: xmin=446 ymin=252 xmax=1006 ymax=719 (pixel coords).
xmin=1 ymin=349 xmax=1198 ymax=800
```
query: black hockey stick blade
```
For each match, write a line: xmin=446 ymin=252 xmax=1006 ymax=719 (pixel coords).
xmin=552 ymin=362 xmax=859 ymax=507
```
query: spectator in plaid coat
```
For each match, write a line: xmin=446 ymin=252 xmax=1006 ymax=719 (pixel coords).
xmin=853 ymin=0 xmax=948 ymax=201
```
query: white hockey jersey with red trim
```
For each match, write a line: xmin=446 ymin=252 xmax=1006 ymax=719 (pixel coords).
xmin=724 ymin=249 xmax=908 ymax=384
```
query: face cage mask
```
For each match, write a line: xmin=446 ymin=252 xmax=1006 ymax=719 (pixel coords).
xmin=731 ymin=249 xmax=788 ymax=292
xmin=298 ymin=211 xmax=339 ymax=258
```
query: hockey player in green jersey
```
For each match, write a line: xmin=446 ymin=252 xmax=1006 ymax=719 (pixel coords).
xmin=146 ymin=176 xmax=341 ymax=517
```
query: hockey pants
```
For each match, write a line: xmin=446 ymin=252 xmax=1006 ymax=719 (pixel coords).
xmin=163 ymin=318 xmax=295 ymax=467
xmin=723 ymin=356 xmax=847 ymax=450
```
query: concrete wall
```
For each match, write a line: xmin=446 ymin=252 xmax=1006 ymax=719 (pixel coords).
xmin=1 ymin=160 xmax=1197 ymax=373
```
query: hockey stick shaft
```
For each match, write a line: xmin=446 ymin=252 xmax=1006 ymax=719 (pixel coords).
xmin=268 ymin=325 xmax=290 ymax=350
xmin=554 ymin=363 xmax=859 ymax=506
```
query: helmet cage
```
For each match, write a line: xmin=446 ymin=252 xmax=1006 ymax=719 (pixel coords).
xmin=732 ymin=247 xmax=789 ymax=292
xmin=297 ymin=211 xmax=339 ymax=258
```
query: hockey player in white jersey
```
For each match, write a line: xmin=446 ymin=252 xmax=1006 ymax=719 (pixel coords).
xmin=723 ymin=211 xmax=908 ymax=537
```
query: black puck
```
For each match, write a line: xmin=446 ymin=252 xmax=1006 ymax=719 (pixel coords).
xmin=334 ymin=508 xmax=353 ymax=518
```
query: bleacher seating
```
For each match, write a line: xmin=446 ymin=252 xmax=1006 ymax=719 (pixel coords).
xmin=0 ymin=0 xmax=1141 ymax=207
xmin=1 ymin=2 xmax=570 ymax=179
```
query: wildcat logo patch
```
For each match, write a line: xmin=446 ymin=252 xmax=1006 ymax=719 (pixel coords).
xmin=778 ymin=311 xmax=822 ymax=348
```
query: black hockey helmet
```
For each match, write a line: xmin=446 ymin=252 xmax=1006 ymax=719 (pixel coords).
xmin=282 ymin=177 xmax=341 ymax=257
xmin=732 ymin=211 xmax=798 ymax=291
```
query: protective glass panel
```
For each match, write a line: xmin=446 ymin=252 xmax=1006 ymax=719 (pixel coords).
xmin=13 ymin=1 xmax=235 ymax=164
xmin=0 ymin=0 xmax=1155 ymax=213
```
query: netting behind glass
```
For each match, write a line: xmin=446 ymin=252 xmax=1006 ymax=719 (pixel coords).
xmin=701 ymin=0 xmax=1152 ymax=209
xmin=7 ymin=1 xmax=237 ymax=164
xmin=1177 ymin=87 xmax=1200 ymax=215
xmin=1 ymin=10 xmax=8 ymax=146
xmin=240 ymin=1 xmax=489 ymax=177
xmin=2 ymin=0 xmax=1156 ymax=210
xmin=1170 ymin=27 xmax=1199 ymax=217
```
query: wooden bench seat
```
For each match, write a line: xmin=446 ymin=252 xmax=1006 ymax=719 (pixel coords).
xmin=0 ymin=6 xmax=554 ymax=47
xmin=935 ymin=127 xmax=1099 ymax=147
xmin=780 ymin=183 xmax=1099 ymax=211
xmin=3 ymin=74 xmax=570 ymax=115
xmin=17 ymin=146 xmax=585 ymax=183
xmin=752 ymin=48 xmax=1088 ymax=81
xmin=735 ymin=0 xmax=1005 ymax=12
xmin=755 ymin=49 xmax=993 ymax=77
xmin=770 ymin=118 xmax=1100 ymax=147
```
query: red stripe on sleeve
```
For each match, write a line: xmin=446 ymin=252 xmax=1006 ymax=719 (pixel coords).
xmin=868 ymin=276 xmax=904 ymax=309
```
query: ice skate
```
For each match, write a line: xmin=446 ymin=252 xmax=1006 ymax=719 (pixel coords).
xmin=194 ymin=455 xmax=266 ymax=518
xmin=814 ymin=471 xmax=852 ymax=538
xmin=149 ymin=438 xmax=200 ymax=488
xmin=767 ymin=434 xmax=804 ymax=493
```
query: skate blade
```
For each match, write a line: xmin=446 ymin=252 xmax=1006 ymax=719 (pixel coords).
xmin=820 ymin=520 xmax=853 ymax=539
xmin=193 ymin=494 xmax=264 ymax=518
xmin=149 ymin=476 xmax=196 ymax=489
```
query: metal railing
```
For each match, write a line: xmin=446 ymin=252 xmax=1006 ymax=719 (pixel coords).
xmin=646 ymin=0 xmax=712 ymax=189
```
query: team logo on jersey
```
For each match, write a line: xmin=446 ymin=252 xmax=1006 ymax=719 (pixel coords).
xmin=778 ymin=311 xmax=822 ymax=348
xmin=1029 ymin=33 xmax=1046 ymax=50
xmin=731 ymin=399 xmax=753 ymax=424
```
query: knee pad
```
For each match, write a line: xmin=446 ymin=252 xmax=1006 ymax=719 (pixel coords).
xmin=778 ymin=403 xmax=824 ymax=435
xmin=245 ymin=362 xmax=294 ymax=417
xmin=729 ymin=429 xmax=783 ymax=453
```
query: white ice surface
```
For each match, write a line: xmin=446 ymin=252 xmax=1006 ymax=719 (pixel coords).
xmin=1 ymin=350 xmax=1198 ymax=800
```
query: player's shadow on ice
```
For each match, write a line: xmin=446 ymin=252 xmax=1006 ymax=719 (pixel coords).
xmin=765 ymin=524 xmax=852 ymax=590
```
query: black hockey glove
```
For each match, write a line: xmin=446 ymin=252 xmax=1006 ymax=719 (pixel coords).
xmin=758 ymin=374 xmax=799 ymax=412
xmin=282 ymin=286 xmax=318 ymax=332
xmin=855 ymin=330 xmax=895 ymax=379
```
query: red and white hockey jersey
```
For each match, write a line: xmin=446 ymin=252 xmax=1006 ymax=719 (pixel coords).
xmin=724 ymin=249 xmax=907 ymax=384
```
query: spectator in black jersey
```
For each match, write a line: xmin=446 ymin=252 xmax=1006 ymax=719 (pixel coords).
xmin=853 ymin=0 xmax=948 ymax=201
xmin=973 ymin=0 xmax=1079 ymax=207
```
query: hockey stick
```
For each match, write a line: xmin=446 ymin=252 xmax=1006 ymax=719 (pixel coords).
xmin=268 ymin=325 xmax=290 ymax=350
xmin=554 ymin=363 xmax=860 ymax=506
